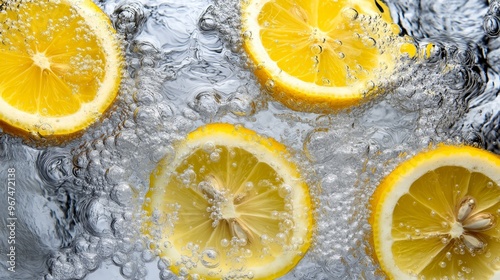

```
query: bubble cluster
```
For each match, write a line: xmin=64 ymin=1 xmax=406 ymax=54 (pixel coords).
xmin=484 ymin=1 xmax=500 ymax=37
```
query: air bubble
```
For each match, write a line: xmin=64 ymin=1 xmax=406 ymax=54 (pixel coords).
xmin=110 ymin=183 xmax=133 ymax=206
xmin=112 ymin=1 xmax=146 ymax=40
xmin=245 ymin=181 xmax=254 ymax=190
xmin=199 ymin=6 xmax=217 ymax=31
xmin=279 ymin=184 xmax=292 ymax=198
xmin=271 ymin=211 xmax=279 ymax=219
xmin=362 ymin=37 xmax=376 ymax=47
xmin=105 ymin=165 xmax=125 ymax=185
xmin=265 ymin=79 xmax=275 ymax=91
xmin=141 ymin=249 xmax=156 ymax=263
xmin=484 ymin=15 xmax=500 ymax=37
xmin=310 ymin=44 xmax=323 ymax=55
xmin=242 ymin=30 xmax=252 ymax=39
xmin=341 ymin=8 xmax=358 ymax=20
xmin=220 ymin=238 xmax=229 ymax=247
xmin=37 ymin=148 xmax=73 ymax=187
xmin=96 ymin=238 xmax=116 ymax=259
xmin=200 ymin=248 xmax=220 ymax=268
xmin=210 ymin=151 xmax=221 ymax=162
xmin=203 ymin=142 xmax=216 ymax=153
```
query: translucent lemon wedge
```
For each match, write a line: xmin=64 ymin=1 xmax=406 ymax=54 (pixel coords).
xmin=143 ymin=123 xmax=314 ymax=279
xmin=370 ymin=145 xmax=500 ymax=279
xmin=0 ymin=0 xmax=123 ymax=139
xmin=241 ymin=0 xmax=416 ymax=112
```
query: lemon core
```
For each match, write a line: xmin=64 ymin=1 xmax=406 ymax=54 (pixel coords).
xmin=32 ymin=52 xmax=51 ymax=70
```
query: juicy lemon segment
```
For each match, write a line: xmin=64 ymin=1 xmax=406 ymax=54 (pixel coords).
xmin=370 ymin=145 xmax=500 ymax=279
xmin=0 ymin=0 xmax=122 ymax=137
xmin=241 ymin=0 xmax=413 ymax=112
xmin=143 ymin=123 xmax=314 ymax=279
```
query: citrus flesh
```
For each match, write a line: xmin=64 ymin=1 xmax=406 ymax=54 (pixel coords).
xmin=370 ymin=145 xmax=500 ymax=279
xmin=143 ymin=123 xmax=314 ymax=279
xmin=0 ymin=0 xmax=122 ymax=138
xmin=241 ymin=0 xmax=416 ymax=112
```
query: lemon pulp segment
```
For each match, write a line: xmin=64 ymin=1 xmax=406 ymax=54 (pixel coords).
xmin=371 ymin=145 xmax=500 ymax=279
xmin=0 ymin=0 xmax=122 ymax=137
xmin=143 ymin=123 xmax=314 ymax=279
xmin=241 ymin=0 xmax=414 ymax=112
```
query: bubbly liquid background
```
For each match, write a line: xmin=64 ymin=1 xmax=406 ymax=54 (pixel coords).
xmin=1 ymin=0 xmax=500 ymax=279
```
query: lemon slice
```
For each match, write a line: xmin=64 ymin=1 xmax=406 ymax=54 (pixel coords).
xmin=241 ymin=0 xmax=415 ymax=112
xmin=0 ymin=0 xmax=122 ymax=138
xmin=370 ymin=145 xmax=500 ymax=279
xmin=143 ymin=123 xmax=314 ymax=279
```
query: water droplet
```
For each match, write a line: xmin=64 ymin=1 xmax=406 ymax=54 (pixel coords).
xmin=120 ymin=262 xmax=136 ymax=278
xmin=439 ymin=261 xmax=447 ymax=268
xmin=141 ymin=249 xmax=156 ymax=263
xmin=38 ymin=123 xmax=54 ymax=136
xmin=271 ymin=211 xmax=279 ymax=219
xmin=97 ymin=238 xmax=116 ymax=258
xmin=105 ymin=165 xmax=125 ymax=185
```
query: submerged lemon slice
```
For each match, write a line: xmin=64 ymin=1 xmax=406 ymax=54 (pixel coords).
xmin=143 ymin=123 xmax=314 ymax=279
xmin=241 ymin=0 xmax=415 ymax=112
xmin=370 ymin=145 xmax=500 ymax=279
xmin=0 ymin=0 xmax=122 ymax=138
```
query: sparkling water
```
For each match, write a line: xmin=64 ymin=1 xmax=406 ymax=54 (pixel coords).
xmin=1 ymin=0 xmax=500 ymax=279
